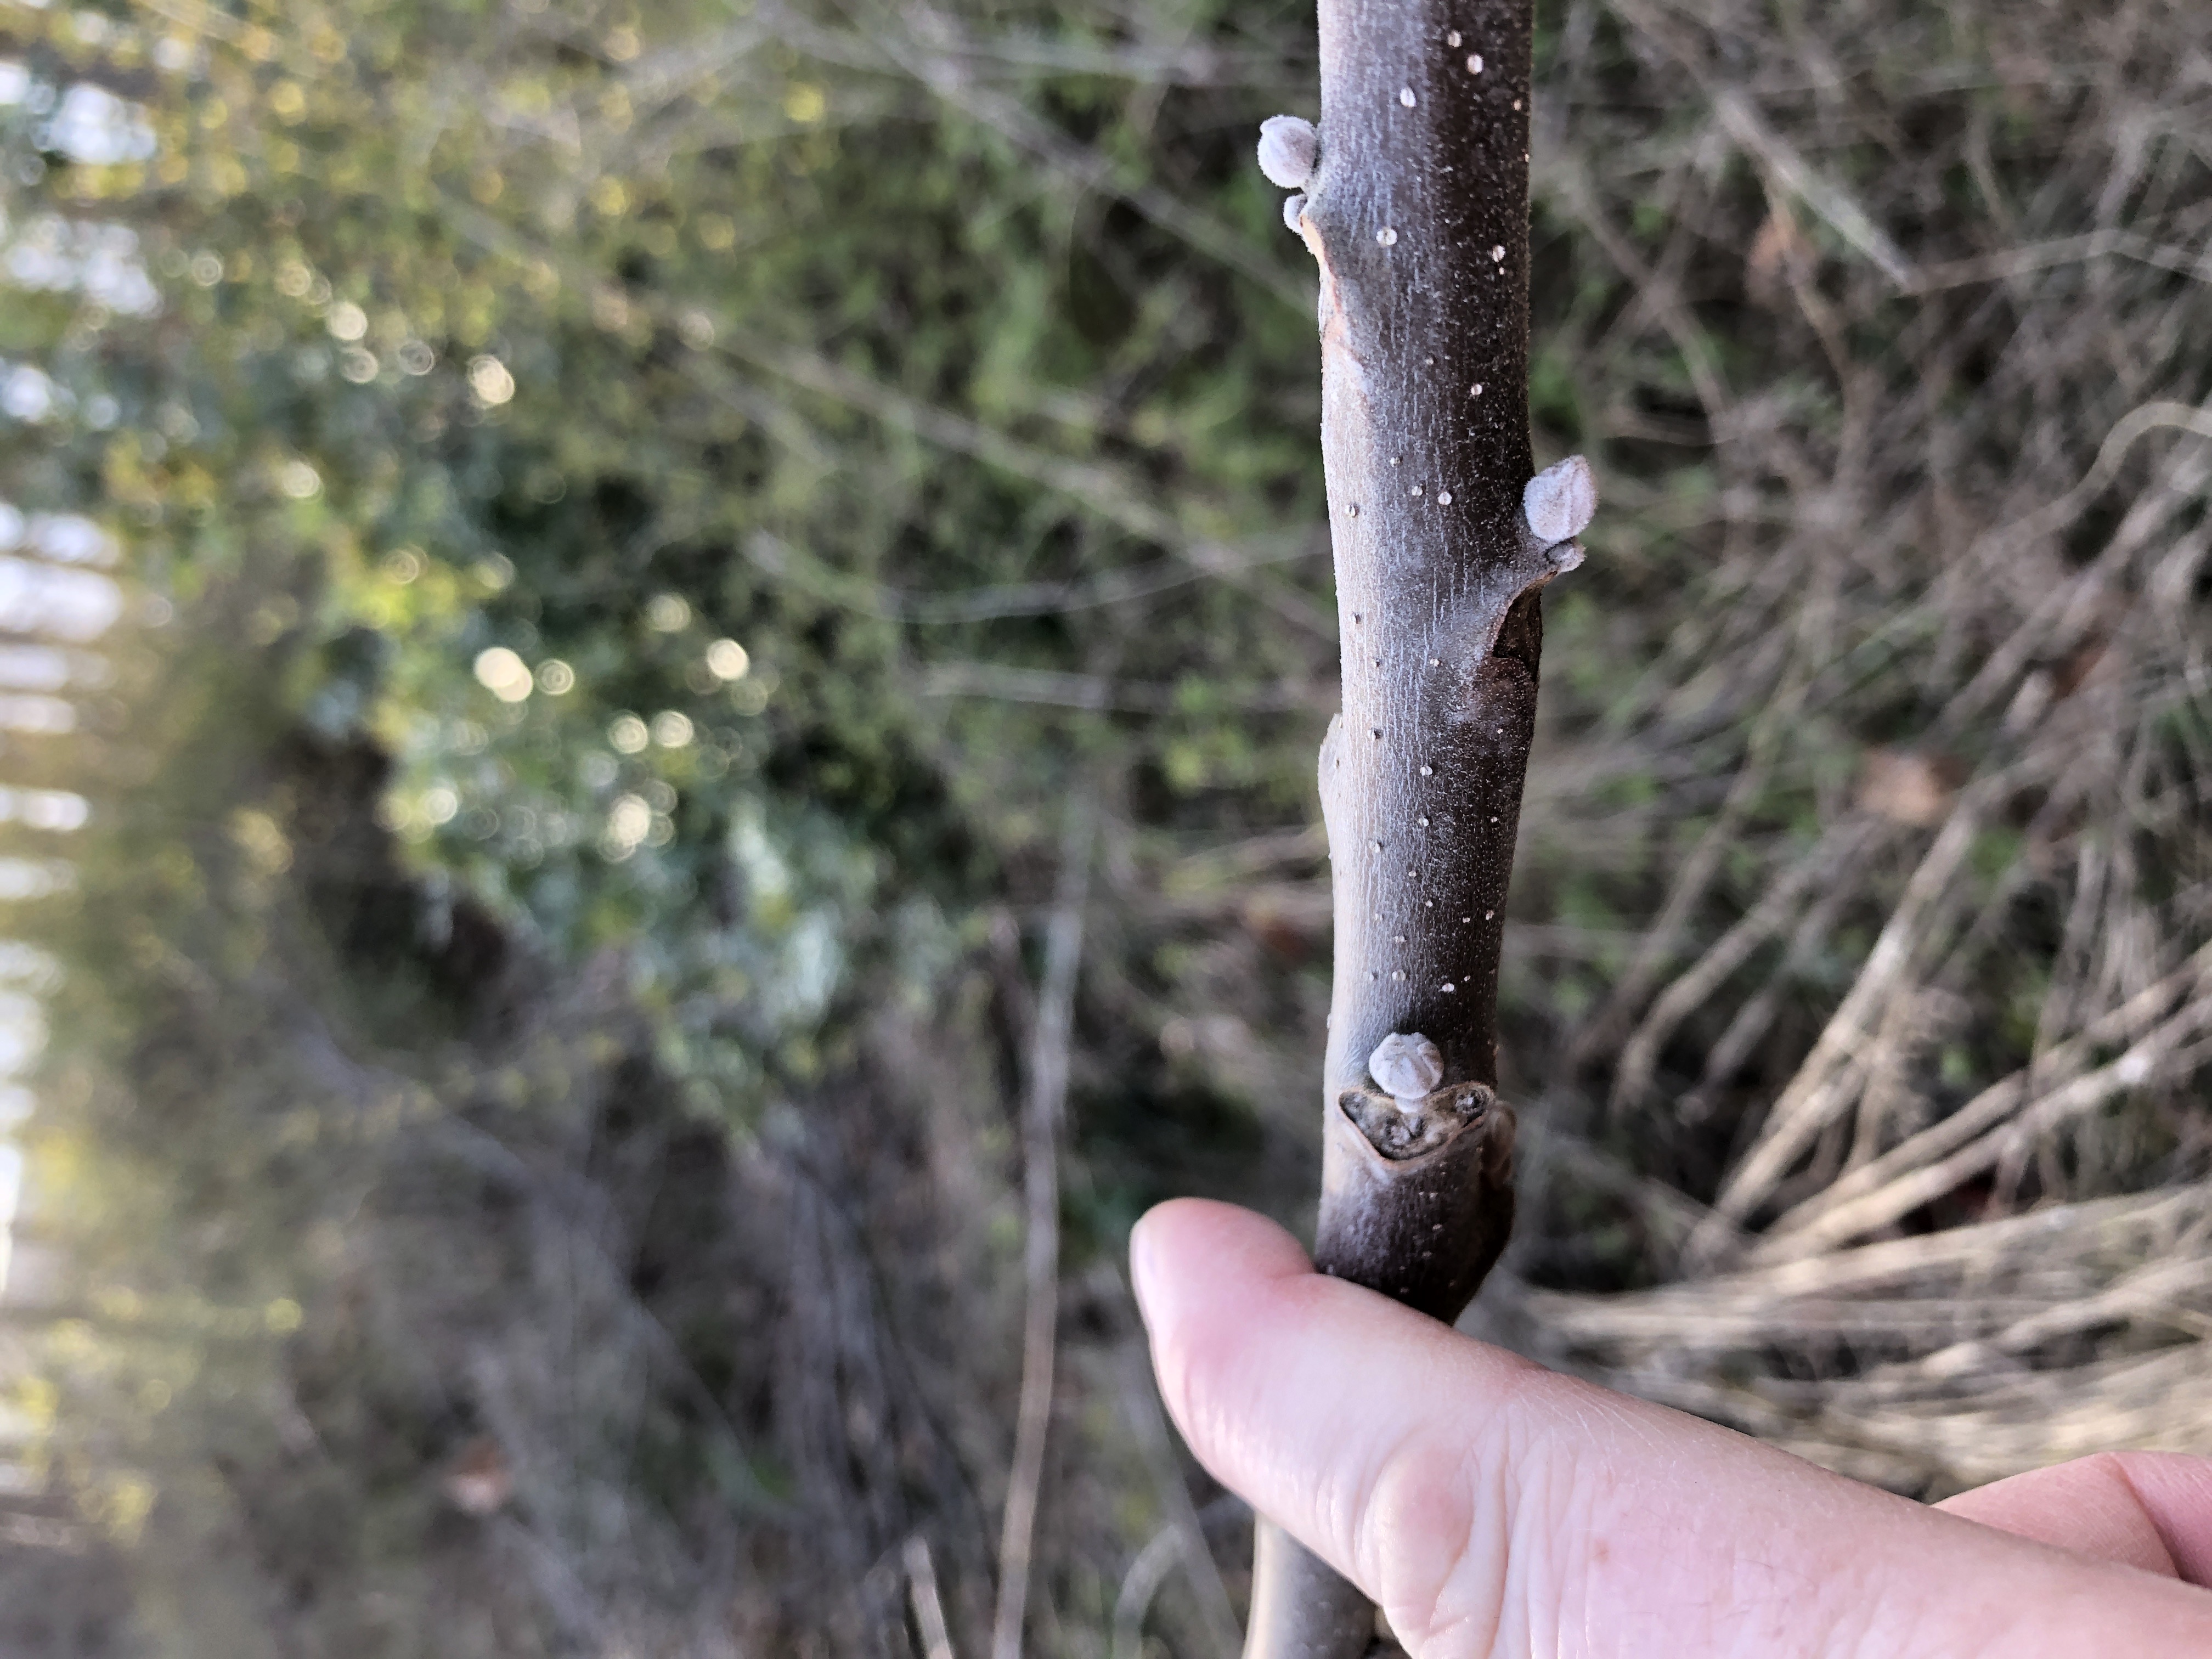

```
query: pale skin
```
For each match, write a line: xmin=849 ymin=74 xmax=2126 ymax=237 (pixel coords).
xmin=1135 ymin=1198 xmax=2212 ymax=1657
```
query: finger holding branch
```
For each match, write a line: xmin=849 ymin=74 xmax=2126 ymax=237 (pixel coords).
xmin=1136 ymin=1199 xmax=2212 ymax=1658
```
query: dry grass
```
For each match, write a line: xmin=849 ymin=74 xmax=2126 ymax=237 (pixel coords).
xmin=1471 ymin=0 xmax=2212 ymax=1499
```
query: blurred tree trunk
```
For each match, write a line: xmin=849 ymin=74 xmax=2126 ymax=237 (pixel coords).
xmin=1248 ymin=0 xmax=1589 ymax=1651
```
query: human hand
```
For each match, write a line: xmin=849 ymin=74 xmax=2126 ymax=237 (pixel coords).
xmin=1132 ymin=1198 xmax=2212 ymax=1657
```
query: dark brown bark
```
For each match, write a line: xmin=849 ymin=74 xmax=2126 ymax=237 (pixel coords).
xmin=1245 ymin=0 xmax=1587 ymax=1651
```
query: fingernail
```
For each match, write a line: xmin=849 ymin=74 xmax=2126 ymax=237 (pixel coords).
xmin=1130 ymin=1211 xmax=1163 ymax=1331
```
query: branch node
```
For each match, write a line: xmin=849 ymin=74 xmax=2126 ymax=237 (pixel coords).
xmin=1339 ymin=1080 xmax=1497 ymax=1161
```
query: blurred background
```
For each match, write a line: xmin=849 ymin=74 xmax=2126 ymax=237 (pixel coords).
xmin=1 ymin=0 xmax=2210 ymax=1651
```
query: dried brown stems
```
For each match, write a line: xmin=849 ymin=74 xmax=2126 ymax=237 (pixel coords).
xmin=1493 ymin=0 xmax=2212 ymax=1502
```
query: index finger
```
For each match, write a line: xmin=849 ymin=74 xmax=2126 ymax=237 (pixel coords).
xmin=1133 ymin=1198 xmax=2212 ymax=1658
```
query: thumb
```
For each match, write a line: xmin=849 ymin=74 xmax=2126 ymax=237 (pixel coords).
xmin=1131 ymin=1198 xmax=2212 ymax=1658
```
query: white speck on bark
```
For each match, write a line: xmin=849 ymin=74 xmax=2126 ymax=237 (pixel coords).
xmin=1466 ymin=53 xmax=1483 ymax=73
xmin=1378 ymin=226 xmax=1398 ymax=246
xmin=1400 ymin=87 xmax=1417 ymax=108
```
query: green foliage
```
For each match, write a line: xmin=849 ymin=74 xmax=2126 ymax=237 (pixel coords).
xmin=8 ymin=0 xmax=1341 ymax=1137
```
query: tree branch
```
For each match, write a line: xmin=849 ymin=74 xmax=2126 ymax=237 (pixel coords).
xmin=1244 ymin=0 xmax=1590 ymax=1651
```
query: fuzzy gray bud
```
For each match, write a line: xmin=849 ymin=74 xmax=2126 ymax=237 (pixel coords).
xmin=1257 ymin=115 xmax=1319 ymax=189
xmin=1523 ymin=455 xmax=1597 ymax=545
xmin=1368 ymin=1032 xmax=1444 ymax=1106
xmin=1282 ymin=193 xmax=1307 ymax=234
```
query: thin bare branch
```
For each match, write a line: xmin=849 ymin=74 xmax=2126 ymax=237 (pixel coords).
xmin=991 ymin=802 xmax=1094 ymax=1659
